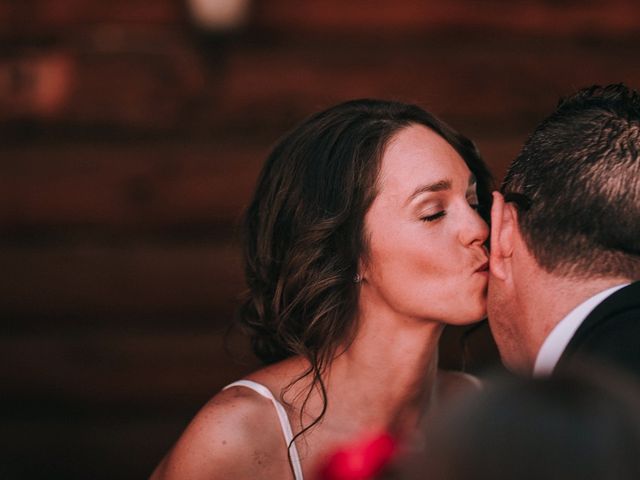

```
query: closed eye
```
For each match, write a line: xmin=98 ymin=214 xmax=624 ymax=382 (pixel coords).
xmin=421 ymin=211 xmax=446 ymax=222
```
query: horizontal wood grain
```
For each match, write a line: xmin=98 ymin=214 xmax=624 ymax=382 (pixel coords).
xmin=4 ymin=0 xmax=638 ymax=38
xmin=253 ymin=0 xmax=640 ymax=37
xmin=217 ymin=39 xmax=640 ymax=134
xmin=0 ymin=142 xmax=265 ymax=231
xmin=0 ymin=35 xmax=205 ymax=128
xmin=0 ymin=0 xmax=184 ymax=36
xmin=0 ymin=243 xmax=244 ymax=318
xmin=2 ymin=32 xmax=640 ymax=133
xmin=0 ymin=329 xmax=258 ymax=407
xmin=0 ymin=414 xmax=192 ymax=480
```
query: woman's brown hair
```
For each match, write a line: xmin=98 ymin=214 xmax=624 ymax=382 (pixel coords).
xmin=238 ymin=98 xmax=492 ymax=446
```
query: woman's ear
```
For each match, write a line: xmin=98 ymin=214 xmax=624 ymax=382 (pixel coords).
xmin=357 ymin=257 xmax=367 ymax=283
xmin=490 ymin=191 xmax=516 ymax=280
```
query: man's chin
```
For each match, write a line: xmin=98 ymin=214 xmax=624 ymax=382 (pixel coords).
xmin=500 ymin=352 xmax=533 ymax=376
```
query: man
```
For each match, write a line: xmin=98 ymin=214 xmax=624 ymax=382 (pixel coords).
xmin=487 ymin=83 xmax=640 ymax=379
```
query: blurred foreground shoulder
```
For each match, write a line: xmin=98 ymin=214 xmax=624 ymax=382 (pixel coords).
xmin=150 ymin=385 xmax=283 ymax=480
xmin=437 ymin=370 xmax=483 ymax=401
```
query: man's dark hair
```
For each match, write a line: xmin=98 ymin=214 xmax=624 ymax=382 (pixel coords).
xmin=502 ymin=83 xmax=640 ymax=279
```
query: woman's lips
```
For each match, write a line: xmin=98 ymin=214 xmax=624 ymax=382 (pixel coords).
xmin=475 ymin=261 xmax=489 ymax=274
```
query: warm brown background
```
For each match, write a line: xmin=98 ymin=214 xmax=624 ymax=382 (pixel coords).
xmin=2 ymin=1 xmax=640 ymax=479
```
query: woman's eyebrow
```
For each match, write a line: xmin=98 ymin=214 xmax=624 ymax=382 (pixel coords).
xmin=406 ymin=179 xmax=452 ymax=204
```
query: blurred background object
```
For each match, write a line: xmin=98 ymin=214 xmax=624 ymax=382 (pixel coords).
xmin=1 ymin=1 xmax=640 ymax=478
xmin=396 ymin=366 xmax=640 ymax=480
xmin=187 ymin=0 xmax=250 ymax=30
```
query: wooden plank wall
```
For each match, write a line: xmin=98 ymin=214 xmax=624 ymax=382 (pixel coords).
xmin=2 ymin=1 xmax=639 ymax=478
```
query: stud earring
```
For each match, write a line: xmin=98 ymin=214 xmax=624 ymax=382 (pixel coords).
xmin=353 ymin=273 xmax=362 ymax=283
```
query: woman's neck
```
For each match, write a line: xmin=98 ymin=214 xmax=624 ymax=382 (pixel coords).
xmin=268 ymin=299 xmax=446 ymax=440
xmin=325 ymin=308 xmax=444 ymax=434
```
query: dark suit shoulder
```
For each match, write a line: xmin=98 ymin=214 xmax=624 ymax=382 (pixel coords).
xmin=570 ymin=310 xmax=640 ymax=360
xmin=559 ymin=282 xmax=640 ymax=380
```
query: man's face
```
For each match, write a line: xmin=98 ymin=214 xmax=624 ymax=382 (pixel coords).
xmin=486 ymin=196 xmax=535 ymax=376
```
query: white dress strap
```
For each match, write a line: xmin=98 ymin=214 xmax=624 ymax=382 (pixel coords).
xmin=223 ymin=380 xmax=304 ymax=480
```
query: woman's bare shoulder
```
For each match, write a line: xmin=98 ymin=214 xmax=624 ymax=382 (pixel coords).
xmin=150 ymin=385 xmax=284 ymax=480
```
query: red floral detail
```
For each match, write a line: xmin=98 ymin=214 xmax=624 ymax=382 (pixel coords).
xmin=318 ymin=432 xmax=396 ymax=480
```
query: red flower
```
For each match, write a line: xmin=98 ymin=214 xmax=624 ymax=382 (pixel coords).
xmin=319 ymin=432 xmax=396 ymax=480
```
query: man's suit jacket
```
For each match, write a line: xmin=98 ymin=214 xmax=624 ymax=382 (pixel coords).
xmin=556 ymin=281 xmax=640 ymax=381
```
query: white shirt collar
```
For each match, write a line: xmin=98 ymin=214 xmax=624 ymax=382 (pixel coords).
xmin=532 ymin=283 xmax=630 ymax=378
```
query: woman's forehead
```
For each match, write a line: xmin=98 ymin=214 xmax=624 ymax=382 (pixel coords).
xmin=377 ymin=124 xmax=471 ymax=196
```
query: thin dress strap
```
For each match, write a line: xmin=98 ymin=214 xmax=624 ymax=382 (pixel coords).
xmin=223 ymin=380 xmax=304 ymax=480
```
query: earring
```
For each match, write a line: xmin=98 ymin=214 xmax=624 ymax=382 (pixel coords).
xmin=353 ymin=273 xmax=362 ymax=283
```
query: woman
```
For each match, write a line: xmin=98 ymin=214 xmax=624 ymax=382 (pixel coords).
xmin=151 ymin=99 xmax=492 ymax=480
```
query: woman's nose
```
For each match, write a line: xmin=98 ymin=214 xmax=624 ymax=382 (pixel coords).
xmin=459 ymin=204 xmax=489 ymax=246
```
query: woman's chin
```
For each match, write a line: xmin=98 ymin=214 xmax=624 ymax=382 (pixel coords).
xmin=457 ymin=315 xmax=487 ymax=326
xmin=447 ymin=303 xmax=487 ymax=326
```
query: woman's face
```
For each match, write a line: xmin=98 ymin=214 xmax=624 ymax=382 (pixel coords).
xmin=360 ymin=124 xmax=489 ymax=325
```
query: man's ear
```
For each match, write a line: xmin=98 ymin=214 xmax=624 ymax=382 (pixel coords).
xmin=490 ymin=191 xmax=516 ymax=280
